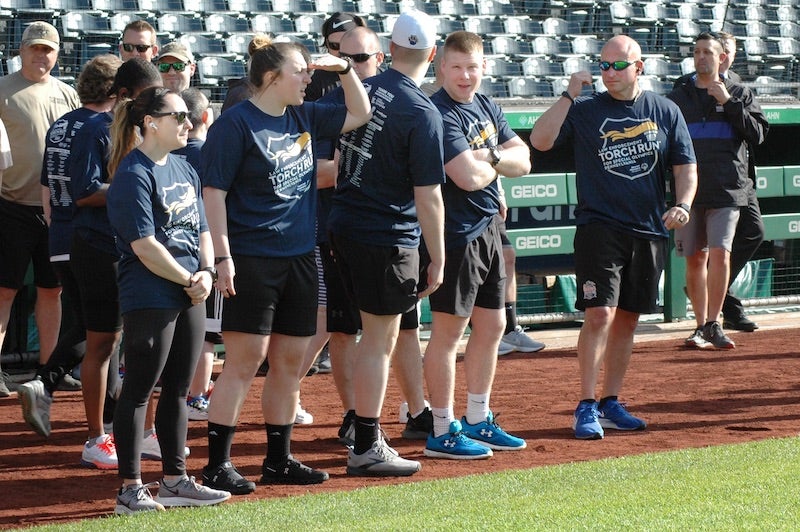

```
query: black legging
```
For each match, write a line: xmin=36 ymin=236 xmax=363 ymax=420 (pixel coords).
xmin=114 ymin=304 xmax=204 ymax=479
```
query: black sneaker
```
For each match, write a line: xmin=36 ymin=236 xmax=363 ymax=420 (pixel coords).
xmin=703 ymin=321 xmax=736 ymax=349
xmin=202 ymin=461 xmax=256 ymax=495
xmin=337 ymin=410 xmax=356 ymax=447
xmin=260 ymin=456 xmax=329 ymax=485
xmin=723 ymin=316 xmax=758 ymax=332
xmin=402 ymin=407 xmax=433 ymax=439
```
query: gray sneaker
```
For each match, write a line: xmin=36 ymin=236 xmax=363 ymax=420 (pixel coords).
xmin=0 ymin=371 xmax=11 ymax=398
xmin=115 ymin=482 xmax=166 ymax=515
xmin=347 ymin=439 xmax=421 ymax=477
xmin=156 ymin=475 xmax=231 ymax=507
xmin=501 ymin=326 xmax=546 ymax=353
xmin=18 ymin=377 xmax=52 ymax=437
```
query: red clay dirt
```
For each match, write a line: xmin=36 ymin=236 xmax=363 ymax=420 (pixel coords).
xmin=2 ymin=327 xmax=799 ymax=529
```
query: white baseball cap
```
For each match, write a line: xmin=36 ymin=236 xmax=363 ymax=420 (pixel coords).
xmin=391 ymin=9 xmax=437 ymax=50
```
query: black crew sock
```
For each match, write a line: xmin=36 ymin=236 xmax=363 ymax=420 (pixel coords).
xmin=265 ymin=423 xmax=292 ymax=464
xmin=207 ymin=422 xmax=236 ymax=469
xmin=505 ymin=302 xmax=517 ymax=335
xmin=354 ymin=415 xmax=380 ymax=455
xmin=598 ymin=396 xmax=618 ymax=409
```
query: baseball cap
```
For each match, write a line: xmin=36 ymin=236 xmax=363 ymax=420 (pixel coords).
xmin=391 ymin=10 xmax=437 ymax=50
xmin=322 ymin=12 xmax=360 ymax=39
xmin=157 ymin=41 xmax=194 ymax=63
xmin=21 ymin=21 xmax=60 ymax=51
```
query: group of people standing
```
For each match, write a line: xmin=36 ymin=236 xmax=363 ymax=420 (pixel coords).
xmin=1 ymin=7 xmax=769 ymax=517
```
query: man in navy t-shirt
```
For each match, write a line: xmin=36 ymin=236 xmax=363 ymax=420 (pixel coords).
xmin=531 ymin=35 xmax=698 ymax=440
xmin=328 ymin=10 xmax=445 ymax=477
xmin=423 ymin=31 xmax=530 ymax=460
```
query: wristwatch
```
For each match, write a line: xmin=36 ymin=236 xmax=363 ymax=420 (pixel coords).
xmin=489 ymin=146 xmax=502 ymax=167
xmin=199 ymin=266 xmax=218 ymax=283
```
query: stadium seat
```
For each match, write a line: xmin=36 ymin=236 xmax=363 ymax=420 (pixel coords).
xmin=92 ymin=0 xmax=140 ymax=12
xmin=490 ymin=36 xmax=532 ymax=55
xmin=679 ymin=56 xmax=695 ymax=76
xmin=251 ymin=14 xmax=296 ymax=34
xmin=562 ymin=56 xmax=594 ymax=76
xmin=180 ymin=33 xmax=236 ymax=58
xmin=225 ymin=32 xmax=254 ymax=57
xmin=541 ymin=17 xmax=581 ymax=38
xmin=438 ymin=0 xmax=477 ymax=17
xmin=476 ymin=0 xmax=515 ymax=16
xmin=315 ymin=0 xmax=359 ymax=14
xmin=522 ymin=56 xmax=561 ymax=78
xmin=109 ymin=12 xmax=157 ymax=33
xmin=776 ymin=6 xmax=799 ymax=22
xmin=199 ymin=0 xmax=233 ymax=13
xmin=463 ymin=16 xmax=504 ymax=37
xmin=197 ymin=56 xmax=246 ymax=85
xmin=158 ymin=12 xmax=207 ymax=35
xmin=60 ymin=12 xmax=117 ymax=39
xmin=205 ymin=13 xmax=251 ymax=35
xmin=359 ymin=0 xmax=400 ymax=15
xmin=49 ymin=0 xmax=94 ymax=11
xmin=271 ymin=0 xmax=317 ymax=13
xmin=504 ymin=16 xmax=542 ymax=36
xmin=294 ymin=13 xmax=326 ymax=35
xmin=531 ymin=36 xmax=570 ymax=58
xmin=638 ymin=75 xmax=671 ymax=95
xmin=779 ymin=21 xmax=800 ymax=39
xmin=643 ymin=57 xmax=681 ymax=80
xmin=477 ymin=77 xmax=509 ymax=98
xmin=227 ymin=0 xmax=272 ymax=14
xmin=571 ymin=35 xmax=602 ymax=57
xmin=139 ymin=0 xmax=184 ymax=13
xmin=432 ymin=16 xmax=465 ymax=36
xmin=507 ymin=76 xmax=552 ymax=97
xmin=484 ymin=56 xmax=522 ymax=77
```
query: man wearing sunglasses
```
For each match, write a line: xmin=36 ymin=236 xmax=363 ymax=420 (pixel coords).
xmin=667 ymin=32 xmax=768 ymax=350
xmin=156 ymin=41 xmax=196 ymax=94
xmin=531 ymin=35 xmax=698 ymax=440
xmin=118 ymin=20 xmax=158 ymax=62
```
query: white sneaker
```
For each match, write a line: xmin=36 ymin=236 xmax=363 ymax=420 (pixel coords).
xmin=398 ymin=400 xmax=430 ymax=423
xmin=141 ymin=431 xmax=191 ymax=460
xmin=295 ymin=403 xmax=313 ymax=425
xmin=497 ymin=339 xmax=515 ymax=356
xmin=346 ymin=438 xmax=421 ymax=477
xmin=81 ymin=433 xmax=118 ymax=469
xmin=500 ymin=326 xmax=545 ymax=354
xmin=18 ymin=377 xmax=52 ymax=437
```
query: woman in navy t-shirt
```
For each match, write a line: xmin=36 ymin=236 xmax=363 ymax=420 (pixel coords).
xmin=200 ymin=34 xmax=371 ymax=492
xmin=106 ymin=87 xmax=230 ymax=514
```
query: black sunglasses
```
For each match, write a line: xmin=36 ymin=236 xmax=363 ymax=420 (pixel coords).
xmin=151 ymin=111 xmax=189 ymax=123
xmin=325 ymin=40 xmax=341 ymax=51
xmin=599 ymin=60 xmax=637 ymax=72
xmin=340 ymin=52 xmax=378 ymax=63
xmin=121 ymin=43 xmax=153 ymax=53
xmin=158 ymin=62 xmax=187 ymax=73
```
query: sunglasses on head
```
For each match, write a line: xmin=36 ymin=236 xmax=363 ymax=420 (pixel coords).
xmin=121 ymin=43 xmax=153 ymax=53
xmin=158 ymin=62 xmax=187 ymax=73
xmin=151 ymin=111 xmax=189 ymax=123
xmin=326 ymin=40 xmax=341 ymax=51
xmin=339 ymin=52 xmax=378 ymax=63
xmin=599 ymin=60 xmax=637 ymax=72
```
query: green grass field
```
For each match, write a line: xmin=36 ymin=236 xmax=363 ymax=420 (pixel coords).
xmin=25 ymin=437 xmax=800 ymax=531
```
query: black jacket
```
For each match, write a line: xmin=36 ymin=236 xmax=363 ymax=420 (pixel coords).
xmin=667 ymin=76 xmax=768 ymax=207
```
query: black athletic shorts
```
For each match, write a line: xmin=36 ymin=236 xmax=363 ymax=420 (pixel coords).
xmin=0 ymin=198 xmax=59 ymax=289
xmin=222 ymin=253 xmax=317 ymax=336
xmin=573 ymin=222 xmax=665 ymax=314
xmin=71 ymin=233 xmax=122 ymax=332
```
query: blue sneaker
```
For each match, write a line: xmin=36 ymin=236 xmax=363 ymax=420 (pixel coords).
xmin=423 ymin=420 xmax=493 ymax=460
xmin=573 ymin=401 xmax=603 ymax=440
xmin=460 ymin=412 xmax=527 ymax=451
xmin=598 ymin=399 xmax=647 ymax=431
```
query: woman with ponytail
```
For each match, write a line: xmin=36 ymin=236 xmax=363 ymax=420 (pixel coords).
xmin=106 ymin=86 xmax=231 ymax=514
xmin=199 ymin=34 xmax=371 ymax=493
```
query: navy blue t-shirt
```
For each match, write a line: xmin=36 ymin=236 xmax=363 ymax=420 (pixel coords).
xmin=107 ymin=150 xmax=208 ymax=313
xmin=40 ymin=107 xmax=99 ymax=259
xmin=329 ymin=69 xmax=446 ymax=248
xmin=202 ymin=99 xmax=346 ymax=257
xmin=555 ymin=90 xmax=696 ymax=239
xmin=431 ymin=89 xmax=513 ymax=248
xmin=69 ymin=111 xmax=116 ymax=256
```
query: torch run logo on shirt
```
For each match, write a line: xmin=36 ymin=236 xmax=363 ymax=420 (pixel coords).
xmin=266 ymin=131 xmax=314 ymax=200
xmin=597 ymin=117 xmax=660 ymax=181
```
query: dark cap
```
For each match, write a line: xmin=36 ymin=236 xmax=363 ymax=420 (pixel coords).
xmin=322 ymin=12 xmax=361 ymax=39
xmin=108 ymin=57 xmax=162 ymax=97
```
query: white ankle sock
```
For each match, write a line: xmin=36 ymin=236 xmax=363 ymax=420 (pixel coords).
xmin=465 ymin=392 xmax=490 ymax=425
xmin=431 ymin=406 xmax=454 ymax=437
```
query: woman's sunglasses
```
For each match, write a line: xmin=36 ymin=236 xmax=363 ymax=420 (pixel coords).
xmin=151 ymin=111 xmax=189 ymax=123
xmin=325 ymin=40 xmax=341 ymax=51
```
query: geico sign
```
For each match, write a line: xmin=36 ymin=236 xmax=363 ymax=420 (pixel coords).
xmin=756 ymin=176 xmax=768 ymax=189
xmin=789 ymin=220 xmax=800 ymax=233
xmin=511 ymin=183 xmax=559 ymax=198
xmin=516 ymin=234 xmax=563 ymax=249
